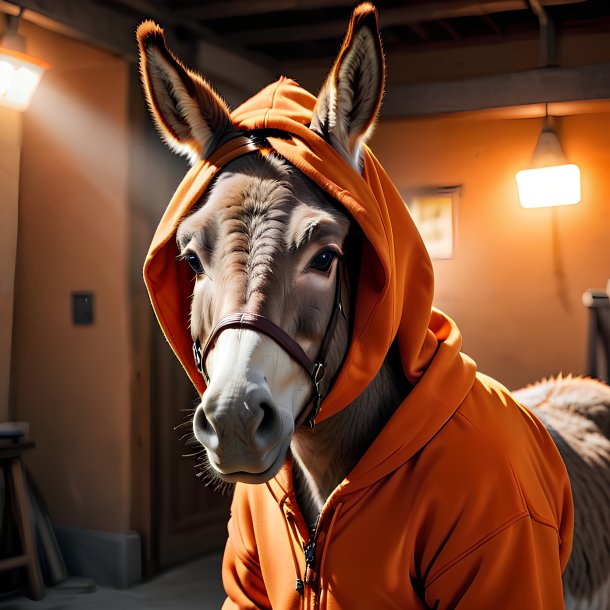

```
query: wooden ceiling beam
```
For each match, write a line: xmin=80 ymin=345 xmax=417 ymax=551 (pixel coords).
xmin=382 ymin=63 xmax=610 ymax=118
xmin=408 ymin=23 xmax=430 ymax=42
xmin=175 ymin=0 xmax=368 ymax=21
xmin=439 ymin=19 xmax=461 ymax=40
xmin=226 ymin=1 xmax=515 ymax=44
xmin=175 ymin=0 xmax=538 ymax=21
xmin=481 ymin=14 xmax=504 ymax=36
xmin=225 ymin=0 xmax=588 ymax=45
xmin=0 ymin=0 xmax=277 ymax=98
xmin=0 ymin=0 xmax=158 ymax=60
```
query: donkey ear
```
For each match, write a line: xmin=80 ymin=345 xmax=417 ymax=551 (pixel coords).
xmin=311 ymin=3 xmax=385 ymax=171
xmin=137 ymin=21 xmax=235 ymax=164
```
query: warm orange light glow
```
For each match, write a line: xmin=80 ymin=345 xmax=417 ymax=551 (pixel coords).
xmin=0 ymin=48 xmax=48 ymax=111
xmin=516 ymin=120 xmax=581 ymax=209
xmin=516 ymin=164 xmax=581 ymax=208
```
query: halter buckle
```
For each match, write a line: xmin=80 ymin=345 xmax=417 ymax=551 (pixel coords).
xmin=306 ymin=362 xmax=326 ymax=429
xmin=312 ymin=362 xmax=326 ymax=386
xmin=192 ymin=339 xmax=209 ymax=384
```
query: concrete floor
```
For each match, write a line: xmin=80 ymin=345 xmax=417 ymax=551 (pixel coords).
xmin=0 ymin=551 xmax=225 ymax=610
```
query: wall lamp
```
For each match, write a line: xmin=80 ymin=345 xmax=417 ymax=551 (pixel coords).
xmin=0 ymin=8 xmax=49 ymax=111
xmin=516 ymin=114 xmax=581 ymax=209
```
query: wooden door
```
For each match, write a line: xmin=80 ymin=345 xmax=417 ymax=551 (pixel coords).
xmin=152 ymin=323 xmax=232 ymax=569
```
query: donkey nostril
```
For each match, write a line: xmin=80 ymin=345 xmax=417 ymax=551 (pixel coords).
xmin=253 ymin=400 xmax=281 ymax=446
xmin=258 ymin=402 xmax=275 ymax=434
xmin=193 ymin=405 xmax=215 ymax=444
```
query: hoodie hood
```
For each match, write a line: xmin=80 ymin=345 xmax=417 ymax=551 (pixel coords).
xmin=144 ymin=77 xmax=476 ymax=424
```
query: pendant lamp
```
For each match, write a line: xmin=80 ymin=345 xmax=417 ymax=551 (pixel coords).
xmin=516 ymin=116 xmax=581 ymax=209
xmin=0 ymin=9 xmax=49 ymax=111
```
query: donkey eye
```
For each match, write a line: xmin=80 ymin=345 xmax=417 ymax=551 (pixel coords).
xmin=308 ymin=250 xmax=336 ymax=274
xmin=185 ymin=253 xmax=204 ymax=275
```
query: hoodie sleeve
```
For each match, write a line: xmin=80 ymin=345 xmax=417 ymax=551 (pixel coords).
xmin=222 ymin=513 xmax=271 ymax=610
xmin=423 ymin=514 xmax=567 ymax=609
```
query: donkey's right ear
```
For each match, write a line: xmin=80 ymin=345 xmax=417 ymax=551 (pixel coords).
xmin=137 ymin=21 xmax=235 ymax=164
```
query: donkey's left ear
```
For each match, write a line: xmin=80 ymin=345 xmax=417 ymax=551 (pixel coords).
xmin=310 ymin=3 xmax=385 ymax=171
xmin=137 ymin=21 xmax=235 ymax=165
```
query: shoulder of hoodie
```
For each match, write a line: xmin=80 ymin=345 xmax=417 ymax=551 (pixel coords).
xmin=417 ymin=370 xmax=569 ymax=536
xmin=386 ymin=371 xmax=570 ymax=586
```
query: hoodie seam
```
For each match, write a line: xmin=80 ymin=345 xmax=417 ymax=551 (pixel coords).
xmin=425 ymin=511 xmax=530 ymax=588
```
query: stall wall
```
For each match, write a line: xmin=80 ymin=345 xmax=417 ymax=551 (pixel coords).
xmin=0 ymin=107 xmax=21 ymax=423
xmin=372 ymin=111 xmax=610 ymax=389
xmin=11 ymin=22 xmax=131 ymax=533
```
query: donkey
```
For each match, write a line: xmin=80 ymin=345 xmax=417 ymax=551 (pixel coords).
xmin=138 ymin=4 xmax=599 ymax=608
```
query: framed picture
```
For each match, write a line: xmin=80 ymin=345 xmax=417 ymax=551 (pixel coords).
xmin=402 ymin=186 xmax=460 ymax=260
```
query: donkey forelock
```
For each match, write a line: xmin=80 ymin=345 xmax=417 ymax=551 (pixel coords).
xmin=177 ymin=152 xmax=350 ymax=358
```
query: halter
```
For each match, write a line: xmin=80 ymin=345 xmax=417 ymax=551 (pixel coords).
xmin=190 ymin=131 xmax=345 ymax=429
xmin=193 ymin=266 xmax=344 ymax=429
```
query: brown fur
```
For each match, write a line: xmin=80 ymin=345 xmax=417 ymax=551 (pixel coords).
xmin=514 ymin=376 xmax=610 ymax=608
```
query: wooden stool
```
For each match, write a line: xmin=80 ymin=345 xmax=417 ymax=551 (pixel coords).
xmin=0 ymin=440 xmax=45 ymax=600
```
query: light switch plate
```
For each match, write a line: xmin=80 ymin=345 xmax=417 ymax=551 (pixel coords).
xmin=72 ymin=292 xmax=94 ymax=325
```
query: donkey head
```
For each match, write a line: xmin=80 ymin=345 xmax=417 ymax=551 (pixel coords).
xmin=138 ymin=4 xmax=385 ymax=484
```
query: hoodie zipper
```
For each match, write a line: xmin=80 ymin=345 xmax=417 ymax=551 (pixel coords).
xmin=303 ymin=536 xmax=317 ymax=587
xmin=293 ymin=514 xmax=321 ymax=609
xmin=287 ymin=499 xmax=342 ymax=609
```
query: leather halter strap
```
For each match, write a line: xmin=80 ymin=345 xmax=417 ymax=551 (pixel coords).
xmin=206 ymin=134 xmax=264 ymax=167
xmin=189 ymin=130 xmax=344 ymax=428
xmin=199 ymin=313 xmax=315 ymax=382
xmin=193 ymin=265 xmax=344 ymax=429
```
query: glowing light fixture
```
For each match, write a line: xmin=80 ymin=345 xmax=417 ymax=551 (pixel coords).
xmin=0 ymin=9 xmax=49 ymax=111
xmin=516 ymin=116 xmax=581 ymax=209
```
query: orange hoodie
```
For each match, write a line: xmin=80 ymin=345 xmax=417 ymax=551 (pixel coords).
xmin=144 ymin=79 xmax=573 ymax=608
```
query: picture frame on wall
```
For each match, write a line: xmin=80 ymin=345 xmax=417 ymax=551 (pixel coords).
xmin=402 ymin=186 xmax=460 ymax=260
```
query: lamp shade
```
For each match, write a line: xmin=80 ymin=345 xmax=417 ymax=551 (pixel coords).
xmin=0 ymin=47 xmax=48 ymax=110
xmin=516 ymin=124 xmax=581 ymax=208
xmin=0 ymin=15 xmax=49 ymax=111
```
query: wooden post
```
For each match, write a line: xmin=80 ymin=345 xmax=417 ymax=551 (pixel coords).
xmin=0 ymin=105 xmax=22 ymax=422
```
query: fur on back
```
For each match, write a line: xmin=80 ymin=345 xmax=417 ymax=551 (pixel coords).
xmin=514 ymin=376 xmax=610 ymax=608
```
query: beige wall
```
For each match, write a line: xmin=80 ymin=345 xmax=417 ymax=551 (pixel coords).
xmin=0 ymin=107 xmax=21 ymax=422
xmin=11 ymin=22 xmax=132 ymax=532
xmin=372 ymin=109 xmax=610 ymax=390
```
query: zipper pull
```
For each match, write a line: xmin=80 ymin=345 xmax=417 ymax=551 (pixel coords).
xmin=303 ymin=538 xmax=317 ymax=586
